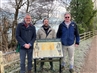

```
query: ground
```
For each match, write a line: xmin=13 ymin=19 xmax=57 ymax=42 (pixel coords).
xmin=81 ymin=36 xmax=97 ymax=73
xmin=4 ymin=36 xmax=97 ymax=73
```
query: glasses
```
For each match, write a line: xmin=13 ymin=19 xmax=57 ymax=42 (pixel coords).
xmin=26 ymin=18 xmax=31 ymax=19
xmin=65 ymin=17 xmax=70 ymax=18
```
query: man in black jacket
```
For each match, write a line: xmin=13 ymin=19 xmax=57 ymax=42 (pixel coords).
xmin=16 ymin=13 xmax=36 ymax=73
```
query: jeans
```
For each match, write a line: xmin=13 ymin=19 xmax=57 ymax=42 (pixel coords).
xmin=20 ymin=48 xmax=33 ymax=73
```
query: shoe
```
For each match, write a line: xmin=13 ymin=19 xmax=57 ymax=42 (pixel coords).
xmin=61 ymin=66 xmax=65 ymax=70
xmin=50 ymin=67 xmax=55 ymax=72
xmin=69 ymin=69 xmax=74 ymax=73
xmin=28 ymin=70 xmax=32 ymax=73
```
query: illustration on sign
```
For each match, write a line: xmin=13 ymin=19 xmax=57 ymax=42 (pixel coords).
xmin=33 ymin=39 xmax=63 ymax=59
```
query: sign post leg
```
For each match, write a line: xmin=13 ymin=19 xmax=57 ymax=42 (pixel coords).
xmin=59 ymin=58 xmax=61 ymax=73
xmin=34 ymin=59 xmax=36 ymax=73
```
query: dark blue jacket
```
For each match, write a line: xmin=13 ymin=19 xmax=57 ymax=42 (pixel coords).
xmin=57 ymin=21 xmax=80 ymax=46
xmin=16 ymin=22 xmax=36 ymax=49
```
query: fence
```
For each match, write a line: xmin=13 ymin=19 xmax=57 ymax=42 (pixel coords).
xmin=0 ymin=30 xmax=97 ymax=73
xmin=79 ymin=30 xmax=97 ymax=41
xmin=0 ymin=51 xmax=20 ymax=73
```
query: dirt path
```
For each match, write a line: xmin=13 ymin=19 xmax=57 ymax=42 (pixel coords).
xmin=81 ymin=36 xmax=97 ymax=73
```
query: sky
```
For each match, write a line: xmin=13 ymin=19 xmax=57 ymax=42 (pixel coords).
xmin=0 ymin=0 xmax=66 ymax=21
xmin=1 ymin=0 xmax=8 ymax=8
xmin=1 ymin=0 xmax=66 ymax=12
xmin=1 ymin=0 xmax=71 ymax=8
xmin=0 ymin=0 xmax=1 ymax=8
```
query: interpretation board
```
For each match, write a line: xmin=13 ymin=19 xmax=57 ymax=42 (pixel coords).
xmin=33 ymin=39 xmax=63 ymax=59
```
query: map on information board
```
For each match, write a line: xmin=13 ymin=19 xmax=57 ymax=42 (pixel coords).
xmin=33 ymin=39 xmax=63 ymax=59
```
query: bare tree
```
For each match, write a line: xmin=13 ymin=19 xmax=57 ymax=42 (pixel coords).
xmin=26 ymin=0 xmax=55 ymax=24
xmin=0 ymin=9 xmax=12 ymax=51
xmin=1 ymin=0 xmax=56 ymax=51
xmin=8 ymin=0 xmax=26 ymax=47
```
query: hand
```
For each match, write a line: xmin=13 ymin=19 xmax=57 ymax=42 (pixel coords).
xmin=24 ymin=44 xmax=30 ymax=49
xmin=75 ymin=44 xmax=79 ymax=47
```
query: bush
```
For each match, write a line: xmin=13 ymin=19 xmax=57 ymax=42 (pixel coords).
xmin=77 ymin=24 xmax=86 ymax=34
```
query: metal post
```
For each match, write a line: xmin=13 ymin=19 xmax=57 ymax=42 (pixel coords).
xmin=59 ymin=58 xmax=62 ymax=73
xmin=0 ymin=51 xmax=4 ymax=73
xmin=34 ymin=59 xmax=36 ymax=73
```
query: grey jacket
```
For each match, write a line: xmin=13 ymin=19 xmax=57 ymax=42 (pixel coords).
xmin=37 ymin=26 xmax=56 ymax=39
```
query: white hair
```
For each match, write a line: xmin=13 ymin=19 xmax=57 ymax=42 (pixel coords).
xmin=24 ymin=13 xmax=31 ymax=18
xmin=64 ymin=12 xmax=71 ymax=17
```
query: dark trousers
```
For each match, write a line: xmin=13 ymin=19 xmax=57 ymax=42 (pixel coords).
xmin=20 ymin=48 xmax=33 ymax=73
xmin=40 ymin=58 xmax=53 ymax=68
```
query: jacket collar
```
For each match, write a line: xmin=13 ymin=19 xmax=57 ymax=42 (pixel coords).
xmin=40 ymin=25 xmax=52 ymax=32
xmin=21 ymin=21 xmax=32 ymax=26
xmin=61 ymin=21 xmax=74 ymax=27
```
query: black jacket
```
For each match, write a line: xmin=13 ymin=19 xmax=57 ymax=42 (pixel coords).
xmin=16 ymin=22 xmax=36 ymax=49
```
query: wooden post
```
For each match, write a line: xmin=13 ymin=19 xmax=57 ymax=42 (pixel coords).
xmin=0 ymin=51 xmax=4 ymax=73
xmin=95 ymin=30 xmax=97 ymax=35
xmin=89 ymin=31 xmax=91 ymax=38
xmin=84 ymin=32 xmax=86 ymax=40
xmin=93 ymin=30 xmax=94 ymax=36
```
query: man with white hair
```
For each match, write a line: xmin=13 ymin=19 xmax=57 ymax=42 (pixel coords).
xmin=16 ymin=13 xmax=36 ymax=73
xmin=57 ymin=12 xmax=80 ymax=73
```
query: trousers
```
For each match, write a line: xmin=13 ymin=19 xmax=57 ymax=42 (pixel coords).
xmin=20 ymin=48 xmax=33 ymax=73
xmin=61 ymin=44 xmax=75 ymax=69
xmin=40 ymin=58 xmax=53 ymax=68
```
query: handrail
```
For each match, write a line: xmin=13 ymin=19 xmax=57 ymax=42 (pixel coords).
xmin=3 ymin=51 xmax=16 ymax=56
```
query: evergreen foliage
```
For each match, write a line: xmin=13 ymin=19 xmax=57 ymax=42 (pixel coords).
xmin=69 ymin=0 xmax=97 ymax=33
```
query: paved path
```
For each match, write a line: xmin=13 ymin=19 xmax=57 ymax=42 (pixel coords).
xmin=81 ymin=36 xmax=97 ymax=73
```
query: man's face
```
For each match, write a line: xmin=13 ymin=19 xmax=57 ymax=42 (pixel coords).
xmin=64 ymin=14 xmax=71 ymax=22
xmin=43 ymin=19 xmax=49 ymax=26
xmin=24 ymin=15 xmax=31 ymax=24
